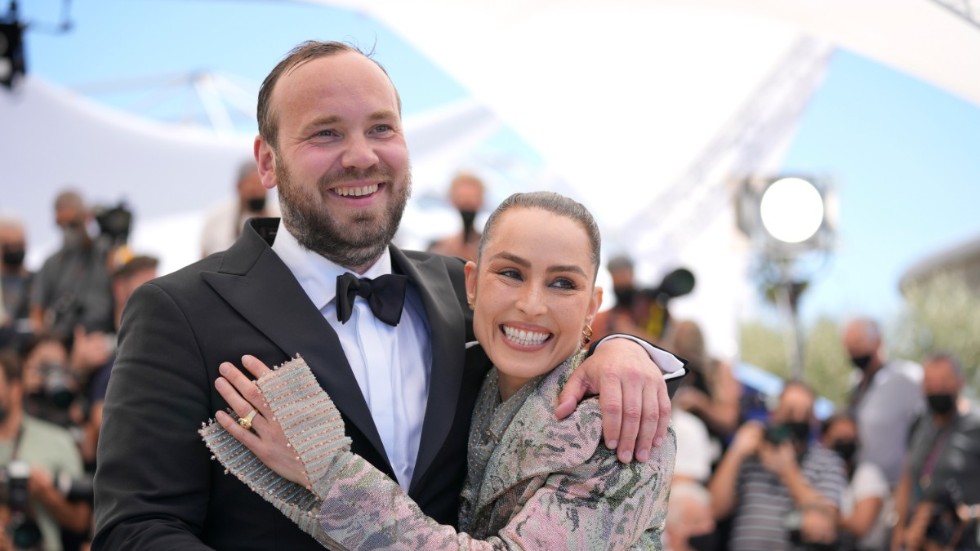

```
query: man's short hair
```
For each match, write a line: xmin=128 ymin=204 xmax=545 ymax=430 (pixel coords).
xmin=235 ymin=160 xmax=259 ymax=187
xmin=257 ymin=40 xmax=400 ymax=150
xmin=54 ymin=189 xmax=85 ymax=212
xmin=607 ymin=254 xmax=634 ymax=273
xmin=923 ymin=351 xmax=965 ymax=381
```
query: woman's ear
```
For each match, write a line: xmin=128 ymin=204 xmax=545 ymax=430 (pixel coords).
xmin=586 ymin=286 xmax=603 ymax=326
xmin=464 ymin=261 xmax=478 ymax=309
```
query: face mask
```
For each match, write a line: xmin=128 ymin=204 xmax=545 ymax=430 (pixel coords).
xmin=832 ymin=440 xmax=858 ymax=463
xmin=246 ymin=197 xmax=267 ymax=213
xmin=613 ymin=287 xmax=635 ymax=309
xmin=850 ymin=354 xmax=874 ymax=371
xmin=459 ymin=210 xmax=477 ymax=243
xmin=926 ymin=393 xmax=956 ymax=415
xmin=1 ymin=249 xmax=24 ymax=269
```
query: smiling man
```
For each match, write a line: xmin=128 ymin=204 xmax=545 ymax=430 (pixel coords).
xmin=92 ymin=41 xmax=683 ymax=551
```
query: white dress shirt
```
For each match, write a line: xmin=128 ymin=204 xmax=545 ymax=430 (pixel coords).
xmin=272 ymin=221 xmax=430 ymax=491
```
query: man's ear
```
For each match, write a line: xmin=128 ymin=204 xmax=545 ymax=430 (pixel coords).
xmin=254 ymin=137 xmax=278 ymax=191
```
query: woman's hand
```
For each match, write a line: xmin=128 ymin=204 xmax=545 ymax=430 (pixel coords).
xmin=214 ymin=355 xmax=311 ymax=488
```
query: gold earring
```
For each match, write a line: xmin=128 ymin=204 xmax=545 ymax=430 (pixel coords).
xmin=582 ymin=324 xmax=593 ymax=346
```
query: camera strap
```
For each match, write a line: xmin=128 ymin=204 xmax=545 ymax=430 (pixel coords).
xmin=9 ymin=422 xmax=25 ymax=462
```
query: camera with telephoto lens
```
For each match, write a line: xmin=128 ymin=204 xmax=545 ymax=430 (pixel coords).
xmin=93 ymin=201 xmax=133 ymax=246
xmin=37 ymin=361 xmax=76 ymax=411
xmin=0 ymin=460 xmax=43 ymax=550
xmin=54 ymin=471 xmax=93 ymax=504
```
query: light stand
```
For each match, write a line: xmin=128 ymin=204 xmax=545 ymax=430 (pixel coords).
xmin=737 ymin=175 xmax=835 ymax=380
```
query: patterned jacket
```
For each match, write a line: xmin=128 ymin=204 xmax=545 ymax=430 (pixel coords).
xmin=202 ymin=353 xmax=675 ymax=550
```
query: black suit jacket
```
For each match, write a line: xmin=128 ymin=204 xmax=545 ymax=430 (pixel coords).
xmin=93 ymin=219 xmax=489 ymax=550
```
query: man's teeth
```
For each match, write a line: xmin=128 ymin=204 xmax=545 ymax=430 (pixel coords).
xmin=503 ymin=326 xmax=549 ymax=346
xmin=334 ymin=184 xmax=379 ymax=197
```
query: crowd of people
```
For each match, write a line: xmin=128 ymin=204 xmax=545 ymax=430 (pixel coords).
xmin=1 ymin=38 xmax=977 ymax=551
xmin=0 ymin=189 xmax=162 ymax=550
xmin=606 ymin=299 xmax=979 ymax=551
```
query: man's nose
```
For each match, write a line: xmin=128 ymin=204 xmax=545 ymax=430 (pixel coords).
xmin=341 ymin=134 xmax=380 ymax=169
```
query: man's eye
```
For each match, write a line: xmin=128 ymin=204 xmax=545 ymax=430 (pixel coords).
xmin=315 ymin=129 xmax=338 ymax=138
xmin=372 ymin=124 xmax=395 ymax=135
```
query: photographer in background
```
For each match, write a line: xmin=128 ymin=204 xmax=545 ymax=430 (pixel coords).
xmin=0 ymin=348 xmax=88 ymax=551
xmin=427 ymin=171 xmax=486 ymax=262
xmin=0 ymin=217 xmax=33 ymax=351
xmin=708 ymin=381 xmax=846 ymax=550
xmin=29 ymin=191 xmax=116 ymax=345
xmin=593 ymin=254 xmax=695 ymax=346
xmin=200 ymin=160 xmax=279 ymax=258
xmin=892 ymin=353 xmax=978 ymax=551
xmin=19 ymin=336 xmax=76 ymax=431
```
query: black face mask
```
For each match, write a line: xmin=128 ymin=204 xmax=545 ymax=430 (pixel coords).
xmin=832 ymin=440 xmax=858 ymax=463
xmin=850 ymin=354 xmax=874 ymax=371
xmin=2 ymin=249 xmax=24 ymax=269
xmin=926 ymin=393 xmax=957 ymax=416
xmin=613 ymin=287 xmax=635 ymax=309
xmin=459 ymin=210 xmax=478 ymax=243
xmin=246 ymin=197 xmax=267 ymax=213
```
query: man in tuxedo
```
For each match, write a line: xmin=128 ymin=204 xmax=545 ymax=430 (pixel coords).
xmin=92 ymin=41 xmax=683 ymax=550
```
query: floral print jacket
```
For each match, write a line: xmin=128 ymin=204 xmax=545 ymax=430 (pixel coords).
xmin=201 ymin=354 xmax=674 ymax=550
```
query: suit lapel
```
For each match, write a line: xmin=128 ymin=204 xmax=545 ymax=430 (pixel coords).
xmin=391 ymin=248 xmax=467 ymax=494
xmin=201 ymin=220 xmax=388 ymax=465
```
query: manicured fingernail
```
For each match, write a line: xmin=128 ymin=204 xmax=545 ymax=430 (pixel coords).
xmin=607 ymin=439 xmax=618 ymax=450
xmin=242 ymin=355 xmax=252 ymax=365
xmin=218 ymin=363 xmax=229 ymax=376
xmin=654 ymin=437 xmax=663 ymax=448
xmin=636 ymin=449 xmax=649 ymax=463
xmin=619 ymin=450 xmax=633 ymax=462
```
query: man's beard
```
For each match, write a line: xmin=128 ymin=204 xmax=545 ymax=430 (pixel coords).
xmin=276 ymin=158 xmax=411 ymax=269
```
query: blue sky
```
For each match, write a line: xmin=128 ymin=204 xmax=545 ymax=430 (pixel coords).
xmin=15 ymin=0 xmax=980 ymax=328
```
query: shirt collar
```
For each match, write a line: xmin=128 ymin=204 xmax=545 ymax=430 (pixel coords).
xmin=271 ymin=219 xmax=392 ymax=311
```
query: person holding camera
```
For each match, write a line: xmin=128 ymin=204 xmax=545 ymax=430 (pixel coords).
xmin=0 ymin=349 xmax=88 ymax=551
xmin=29 ymin=190 xmax=115 ymax=345
xmin=708 ymin=380 xmax=847 ymax=550
xmin=891 ymin=352 xmax=979 ymax=551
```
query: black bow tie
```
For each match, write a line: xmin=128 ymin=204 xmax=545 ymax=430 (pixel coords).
xmin=335 ymin=272 xmax=408 ymax=326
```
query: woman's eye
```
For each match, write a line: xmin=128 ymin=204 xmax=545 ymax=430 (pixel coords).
xmin=497 ymin=269 xmax=522 ymax=280
xmin=550 ymin=278 xmax=577 ymax=290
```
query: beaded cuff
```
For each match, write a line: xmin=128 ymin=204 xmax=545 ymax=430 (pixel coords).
xmin=199 ymin=356 xmax=353 ymax=548
xmin=252 ymin=357 xmax=354 ymax=497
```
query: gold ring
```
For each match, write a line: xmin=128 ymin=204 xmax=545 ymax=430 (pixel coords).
xmin=238 ymin=409 xmax=258 ymax=430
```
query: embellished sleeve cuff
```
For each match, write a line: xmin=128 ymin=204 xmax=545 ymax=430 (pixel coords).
xmin=254 ymin=356 xmax=354 ymax=497
xmin=199 ymin=419 xmax=327 ymax=540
